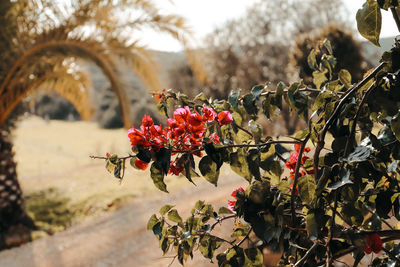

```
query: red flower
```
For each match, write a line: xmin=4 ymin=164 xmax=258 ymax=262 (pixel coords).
xmin=128 ymin=128 xmax=148 ymax=147
xmin=218 ymin=111 xmax=233 ymax=125
xmin=134 ymin=159 xmax=149 ymax=170
xmin=173 ymin=106 xmax=190 ymax=122
xmin=285 ymin=145 xmax=312 ymax=179
xmin=228 ymin=187 xmax=245 ymax=211
xmin=141 ymin=115 xmax=154 ymax=128
xmin=188 ymin=111 xmax=204 ymax=127
xmin=364 ymin=233 xmax=383 ymax=254
xmin=169 ymin=162 xmax=184 ymax=175
xmin=209 ymin=133 xmax=221 ymax=144
xmin=203 ymin=107 xmax=217 ymax=122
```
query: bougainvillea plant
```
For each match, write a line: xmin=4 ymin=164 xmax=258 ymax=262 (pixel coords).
xmin=92 ymin=1 xmax=400 ymax=266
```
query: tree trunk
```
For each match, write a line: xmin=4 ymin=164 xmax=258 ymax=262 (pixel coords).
xmin=0 ymin=130 xmax=35 ymax=250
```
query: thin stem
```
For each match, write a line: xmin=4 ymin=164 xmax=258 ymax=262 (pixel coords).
xmin=391 ymin=7 xmax=400 ymax=33
xmin=313 ymin=62 xmax=385 ymax=181
xmin=326 ymin=190 xmax=339 ymax=266
xmin=210 ymin=214 xmax=236 ymax=231
xmin=343 ymin=82 xmax=376 ymax=157
xmin=294 ymin=242 xmax=318 ymax=267
xmin=167 ymin=254 xmax=177 ymax=267
xmin=382 ymin=247 xmax=400 ymax=265
xmin=234 ymin=227 xmax=252 ymax=247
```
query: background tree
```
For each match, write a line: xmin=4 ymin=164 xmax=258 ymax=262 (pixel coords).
xmin=0 ymin=0 xmax=199 ymax=249
xmin=193 ymin=0 xmax=352 ymax=135
xmin=289 ymin=25 xmax=368 ymax=84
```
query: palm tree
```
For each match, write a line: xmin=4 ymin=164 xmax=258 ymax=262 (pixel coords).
xmin=0 ymin=0 xmax=203 ymax=249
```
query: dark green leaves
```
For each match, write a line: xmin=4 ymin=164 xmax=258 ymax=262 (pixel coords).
xmin=243 ymin=93 xmax=258 ymax=115
xmin=154 ymin=148 xmax=171 ymax=175
xmin=356 ymin=0 xmax=382 ymax=46
xmin=298 ymin=175 xmax=316 ymax=205
xmin=203 ymin=142 xmax=224 ymax=169
xmin=391 ymin=111 xmax=400 ymax=141
xmin=339 ymin=69 xmax=352 ymax=89
xmin=199 ymin=156 xmax=220 ymax=186
xmin=327 ymin=168 xmax=353 ymax=190
xmin=308 ymin=49 xmax=318 ymax=70
xmin=230 ymin=148 xmax=252 ymax=182
xmin=150 ymin=162 xmax=168 ymax=193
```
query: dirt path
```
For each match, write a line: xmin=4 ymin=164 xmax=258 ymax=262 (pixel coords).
xmin=0 ymin=174 xmax=247 ymax=267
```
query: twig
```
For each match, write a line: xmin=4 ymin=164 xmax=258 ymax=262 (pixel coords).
xmin=313 ymin=62 xmax=385 ymax=181
xmin=210 ymin=214 xmax=236 ymax=231
xmin=391 ymin=7 xmax=400 ymax=33
xmin=294 ymin=241 xmax=318 ymax=267
xmin=167 ymin=254 xmax=177 ymax=267
xmin=290 ymin=133 xmax=311 ymax=225
xmin=343 ymin=82 xmax=376 ymax=157
xmin=326 ymin=190 xmax=339 ymax=266
xmin=382 ymin=247 xmax=400 ymax=265
xmin=234 ymin=227 xmax=252 ymax=247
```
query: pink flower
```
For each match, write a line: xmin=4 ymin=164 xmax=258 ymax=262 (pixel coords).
xmin=203 ymin=107 xmax=217 ymax=122
xmin=173 ymin=106 xmax=191 ymax=122
xmin=218 ymin=111 xmax=233 ymax=125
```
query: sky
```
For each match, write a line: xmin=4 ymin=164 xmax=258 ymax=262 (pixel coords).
xmin=141 ymin=0 xmax=398 ymax=52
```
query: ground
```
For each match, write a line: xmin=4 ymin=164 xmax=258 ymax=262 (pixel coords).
xmin=0 ymin=116 xmax=247 ymax=266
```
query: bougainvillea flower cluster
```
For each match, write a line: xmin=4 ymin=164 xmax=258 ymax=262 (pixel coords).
xmin=364 ymin=233 xmax=383 ymax=254
xmin=128 ymin=106 xmax=233 ymax=174
xmin=285 ymin=144 xmax=312 ymax=179
xmin=228 ymin=187 xmax=245 ymax=211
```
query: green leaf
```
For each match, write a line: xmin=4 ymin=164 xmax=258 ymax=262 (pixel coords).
xmin=243 ymin=94 xmax=258 ymax=115
xmin=247 ymin=149 xmax=261 ymax=180
xmin=307 ymin=49 xmax=318 ymax=70
xmin=339 ymin=69 xmax=352 ymax=89
xmin=152 ymin=221 xmax=163 ymax=239
xmin=229 ymin=90 xmax=241 ymax=108
xmin=199 ymin=156 xmax=220 ymax=186
xmin=195 ymin=200 xmax=205 ymax=210
xmin=391 ymin=111 xmax=400 ymax=141
xmin=230 ymin=148 xmax=252 ymax=182
xmin=356 ymin=0 xmax=382 ymax=46
xmin=244 ymin=248 xmax=263 ymax=266
xmin=275 ymin=82 xmax=285 ymax=109
xmin=306 ymin=211 xmax=319 ymax=240
xmin=154 ymin=148 xmax=171 ymax=175
xmin=194 ymin=92 xmax=208 ymax=103
xmin=219 ymin=206 xmax=234 ymax=214
xmin=248 ymin=120 xmax=262 ymax=143
xmin=168 ymin=209 xmax=183 ymax=223
xmin=156 ymin=99 xmax=168 ymax=117
xmin=150 ymin=162 xmax=168 ymax=193
xmin=313 ymin=70 xmax=328 ymax=89
xmin=203 ymin=142 xmax=224 ymax=169
xmin=327 ymin=168 xmax=353 ymax=190
xmin=147 ymin=214 xmax=159 ymax=230
xmin=137 ymin=148 xmax=151 ymax=163
xmin=298 ymin=175 xmax=316 ymax=206
xmin=251 ymin=85 xmax=264 ymax=100
xmin=323 ymin=39 xmax=333 ymax=55
xmin=159 ymin=205 xmax=174 ymax=216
